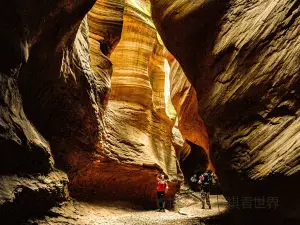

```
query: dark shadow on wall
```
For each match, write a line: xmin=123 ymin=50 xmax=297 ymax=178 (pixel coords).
xmin=180 ymin=141 xmax=208 ymax=187
xmin=179 ymin=141 xmax=223 ymax=194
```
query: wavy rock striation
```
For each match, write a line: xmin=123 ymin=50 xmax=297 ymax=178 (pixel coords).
xmin=68 ymin=0 xmax=182 ymax=205
xmin=88 ymin=0 xmax=125 ymax=103
xmin=109 ymin=0 xmax=155 ymax=107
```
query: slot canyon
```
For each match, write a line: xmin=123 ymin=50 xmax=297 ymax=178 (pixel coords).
xmin=0 ymin=0 xmax=299 ymax=225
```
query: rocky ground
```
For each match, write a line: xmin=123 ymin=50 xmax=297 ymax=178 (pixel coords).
xmin=21 ymin=191 xmax=228 ymax=225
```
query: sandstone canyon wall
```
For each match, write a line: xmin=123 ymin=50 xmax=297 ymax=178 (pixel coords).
xmin=0 ymin=0 xmax=209 ymax=222
xmin=4 ymin=0 xmax=294 ymax=223
xmin=151 ymin=0 xmax=300 ymax=224
xmin=169 ymin=60 xmax=209 ymax=155
xmin=69 ymin=0 xmax=185 ymax=204
xmin=168 ymin=58 xmax=212 ymax=173
xmin=0 ymin=1 xmax=199 ymax=219
xmin=0 ymin=0 xmax=99 ymax=223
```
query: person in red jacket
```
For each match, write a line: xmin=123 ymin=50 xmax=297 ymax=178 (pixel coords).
xmin=156 ymin=173 xmax=168 ymax=212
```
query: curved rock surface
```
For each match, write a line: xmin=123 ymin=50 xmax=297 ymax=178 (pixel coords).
xmin=0 ymin=0 xmax=95 ymax=221
xmin=149 ymin=39 xmax=173 ymax=120
xmin=172 ymin=122 xmax=191 ymax=163
xmin=69 ymin=0 xmax=182 ymax=204
xmin=169 ymin=59 xmax=209 ymax=155
xmin=109 ymin=0 xmax=156 ymax=107
xmin=151 ymin=0 xmax=300 ymax=224
xmin=171 ymin=123 xmax=209 ymax=182
xmin=88 ymin=0 xmax=124 ymax=57
xmin=0 ymin=0 xmax=183 ymax=208
xmin=88 ymin=0 xmax=125 ymax=102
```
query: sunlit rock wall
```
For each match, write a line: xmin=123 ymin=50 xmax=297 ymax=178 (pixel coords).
xmin=169 ymin=59 xmax=210 ymax=156
xmin=151 ymin=0 xmax=300 ymax=224
xmin=149 ymin=39 xmax=169 ymax=120
xmin=69 ymin=0 xmax=182 ymax=205
xmin=88 ymin=0 xmax=125 ymax=104
xmin=168 ymin=57 xmax=212 ymax=173
xmin=109 ymin=0 xmax=154 ymax=107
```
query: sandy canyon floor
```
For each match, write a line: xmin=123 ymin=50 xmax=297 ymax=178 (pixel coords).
xmin=24 ymin=192 xmax=229 ymax=225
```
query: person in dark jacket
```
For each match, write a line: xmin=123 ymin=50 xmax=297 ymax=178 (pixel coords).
xmin=198 ymin=170 xmax=215 ymax=209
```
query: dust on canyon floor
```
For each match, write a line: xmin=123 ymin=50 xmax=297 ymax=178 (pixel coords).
xmin=24 ymin=189 xmax=229 ymax=225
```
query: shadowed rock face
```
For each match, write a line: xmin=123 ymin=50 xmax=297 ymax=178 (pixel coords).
xmin=180 ymin=141 xmax=209 ymax=183
xmin=88 ymin=0 xmax=124 ymax=57
xmin=18 ymin=9 xmax=103 ymax=171
xmin=0 ymin=0 xmax=97 ymax=222
xmin=151 ymin=0 xmax=300 ymax=224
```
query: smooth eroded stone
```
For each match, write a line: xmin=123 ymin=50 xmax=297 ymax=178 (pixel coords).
xmin=110 ymin=0 xmax=156 ymax=107
xmin=68 ymin=0 xmax=182 ymax=204
xmin=88 ymin=0 xmax=125 ymax=98
xmin=69 ymin=100 xmax=181 ymax=204
xmin=169 ymin=59 xmax=210 ymax=155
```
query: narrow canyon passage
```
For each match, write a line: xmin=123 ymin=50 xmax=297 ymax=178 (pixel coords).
xmin=0 ymin=0 xmax=299 ymax=225
xmin=68 ymin=0 xmax=211 ymax=206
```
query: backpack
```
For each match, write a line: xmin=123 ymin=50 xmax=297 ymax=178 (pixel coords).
xmin=202 ymin=173 xmax=211 ymax=184
xmin=200 ymin=173 xmax=211 ymax=192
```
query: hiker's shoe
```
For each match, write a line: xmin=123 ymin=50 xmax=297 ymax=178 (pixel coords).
xmin=202 ymin=206 xmax=205 ymax=209
xmin=208 ymin=206 xmax=211 ymax=209
xmin=161 ymin=209 xmax=165 ymax=212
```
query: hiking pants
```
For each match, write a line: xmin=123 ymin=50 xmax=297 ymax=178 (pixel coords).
xmin=157 ymin=191 xmax=166 ymax=209
xmin=200 ymin=190 xmax=211 ymax=208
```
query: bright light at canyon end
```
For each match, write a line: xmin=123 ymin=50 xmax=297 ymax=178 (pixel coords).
xmin=164 ymin=58 xmax=177 ymax=119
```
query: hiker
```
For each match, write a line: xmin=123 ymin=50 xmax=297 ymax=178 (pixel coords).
xmin=156 ymin=173 xmax=168 ymax=212
xmin=198 ymin=170 xmax=215 ymax=209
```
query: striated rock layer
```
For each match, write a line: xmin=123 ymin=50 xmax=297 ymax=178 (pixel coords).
xmin=68 ymin=0 xmax=182 ymax=205
xmin=70 ymin=101 xmax=181 ymax=204
xmin=88 ymin=0 xmax=124 ymax=57
xmin=151 ymin=0 xmax=300 ymax=224
xmin=109 ymin=0 xmax=156 ymax=107
xmin=88 ymin=0 xmax=125 ymax=103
